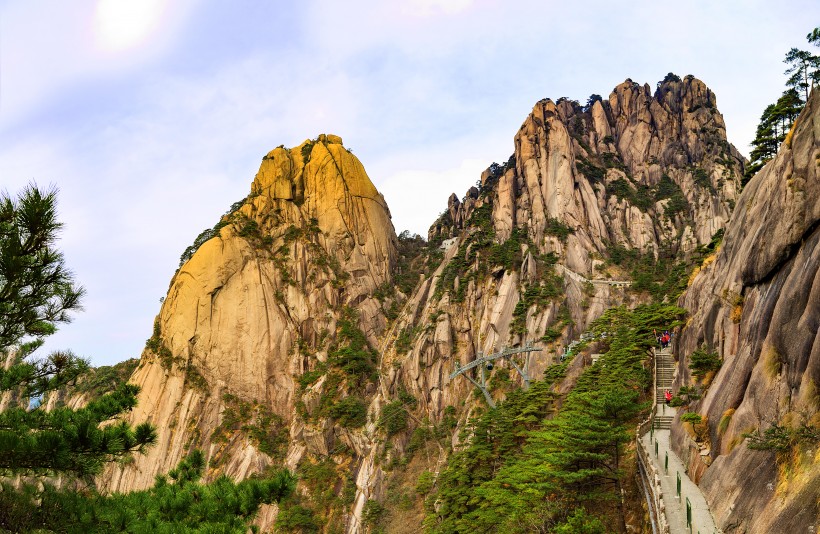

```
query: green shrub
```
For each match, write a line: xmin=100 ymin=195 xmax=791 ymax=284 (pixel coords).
xmin=553 ymin=508 xmax=607 ymax=534
xmin=655 ymin=174 xmax=689 ymax=218
xmin=692 ymin=167 xmax=715 ymax=192
xmin=211 ymin=394 xmax=287 ymax=460
xmin=396 ymin=325 xmax=419 ymax=354
xmin=328 ymin=308 xmax=378 ymax=385
xmin=298 ymin=368 xmax=325 ymax=390
xmin=744 ymin=425 xmax=792 ymax=452
xmin=238 ymin=219 xmax=259 ymax=238
xmin=328 ymin=396 xmax=367 ymax=428
xmin=689 ymin=346 xmax=721 ymax=379
xmin=1 ymin=451 xmax=296 ymax=533
xmin=379 ymin=401 xmax=408 ymax=436
xmin=659 ymin=72 xmax=681 ymax=85
xmin=488 ymin=229 xmax=525 ymax=270
xmin=544 ymin=217 xmax=574 ymax=242
xmin=276 ymin=503 xmax=321 ymax=533
xmin=301 ymin=141 xmax=314 ymax=163
xmin=407 ymin=426 xmax=431 ymax=454
xmin=416 ymin=471 xmax=434 ymax=495
xmin=680 ymin=412 xmax=702 ymax=424
xmin=178 ymin=196 xmax=247 ymax=266
xmin=75 ymin=359 xmax=139 ymax=399
xmin=362 ymin=499 xmax=385 ymax=527
xmin=670 ymin=385 xmax=701 ymax=408
xmin=718 ymin=409 xmax=734 ymax=436
xmin=541 ymin=328 xmax=562 ymax=343
xmin=575 ymin=157 xmax=606 ymax=183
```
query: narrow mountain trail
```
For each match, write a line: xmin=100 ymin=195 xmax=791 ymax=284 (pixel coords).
xmin=555 ymin=264 xmax=632 ymax=287
xmin=639 ymin=348 xmax=720 ymax=534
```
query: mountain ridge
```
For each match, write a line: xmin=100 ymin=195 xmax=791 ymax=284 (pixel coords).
xmin=100 ymin=75 xmax=755 ymax=532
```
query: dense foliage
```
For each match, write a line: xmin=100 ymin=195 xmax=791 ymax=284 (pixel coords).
xmin=328 ymin=307 xmax=379 ymax=385
xmin=0 ymin=450 xmax=296 ymax=533
xmin=689 ymin=346 xmax=721 ymax=380
xmin=73 ymin=358 xmax=139 ymax=399
xmin=426 ymin=304 xmax=686 ymax=532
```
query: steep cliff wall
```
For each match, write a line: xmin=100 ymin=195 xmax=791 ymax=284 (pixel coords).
xmin=674 ymin=90 xmax=820 ymax=533
xmin=104 ymin=135 xmax=397 ymax=501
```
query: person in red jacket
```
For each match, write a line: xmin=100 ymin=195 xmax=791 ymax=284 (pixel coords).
xmin=665 ymin=390 xmax=672 ymax=405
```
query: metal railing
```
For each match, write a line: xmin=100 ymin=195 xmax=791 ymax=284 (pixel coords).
xmin=636 ymin=414 xmax=671 ymax=534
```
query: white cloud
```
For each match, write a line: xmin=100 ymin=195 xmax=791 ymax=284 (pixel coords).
xmin=0 ymin=0 xmax=196 ymax=128
xmin=95 ymin=0 xmax=169 ymax=52
xmin=402 ymin=0 xmax=476 ymax=17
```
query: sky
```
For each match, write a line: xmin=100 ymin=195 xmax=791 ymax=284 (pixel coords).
xmin=1 ymin=0 xmax=818 ymax=366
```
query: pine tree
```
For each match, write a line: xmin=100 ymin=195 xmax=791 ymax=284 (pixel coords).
xmin=784 ymin=47 xmax=820 ymax=102
xmin=0 ymin=450 xmax=296 ymax=532
xmin=746 ymin=27 xmax=820 ymax=184
xmin=0 ymin=185 xmax=155 ymax=477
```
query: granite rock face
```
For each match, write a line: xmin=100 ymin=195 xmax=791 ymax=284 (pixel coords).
xmin=673 ymin=90 xmax=820 ymax=533
xmin=104 ymin=135 xmax=397 ymax=503
xmin=425 ymin=76 xmax=744 ymax=363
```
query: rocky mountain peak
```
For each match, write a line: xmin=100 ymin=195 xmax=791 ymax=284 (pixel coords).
xmin=432 ymin=75 xmax=744 ymax=280
xmin=103 ymin=135 xmax=397 ymax=493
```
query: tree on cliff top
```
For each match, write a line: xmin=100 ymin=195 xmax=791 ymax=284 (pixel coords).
xmin=746 ymin=27 xmax=820 ymax=183
xmin=0 ymin=184 xmax=155 ymax=477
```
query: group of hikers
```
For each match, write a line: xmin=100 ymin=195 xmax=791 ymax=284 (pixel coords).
xmin=657 ymin=327 xmax=674 ymax=405
xmin=655 ymin=329 xmax=673 ymax=349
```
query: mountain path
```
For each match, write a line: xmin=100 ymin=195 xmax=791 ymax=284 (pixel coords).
xmin=639 ymin=348 xmax=721 ymax=534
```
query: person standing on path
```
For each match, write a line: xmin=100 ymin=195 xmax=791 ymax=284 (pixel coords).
xmin=665 ymin=390 xmax=672 ymax=405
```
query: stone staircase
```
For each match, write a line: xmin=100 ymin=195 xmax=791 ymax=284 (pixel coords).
xmin=655 ymin=348 xmax=675 ymax=429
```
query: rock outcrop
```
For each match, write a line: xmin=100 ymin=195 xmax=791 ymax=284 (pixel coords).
xmin=673 ymin=90 xmax=820 ymax=532
xmin=419 ymin=76 xmax=744 ymax=382
xmin=105 ymin=135 xmax=397 ymax=498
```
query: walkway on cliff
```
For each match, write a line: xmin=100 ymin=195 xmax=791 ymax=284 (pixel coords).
xmin=638 ymin=348 xmax=720 ymax=534
xmin=555 ymin=264 xmax=632 ymax=287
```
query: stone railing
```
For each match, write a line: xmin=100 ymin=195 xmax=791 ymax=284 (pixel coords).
xmin=636 ymin=410 xmax=670 ymax=534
